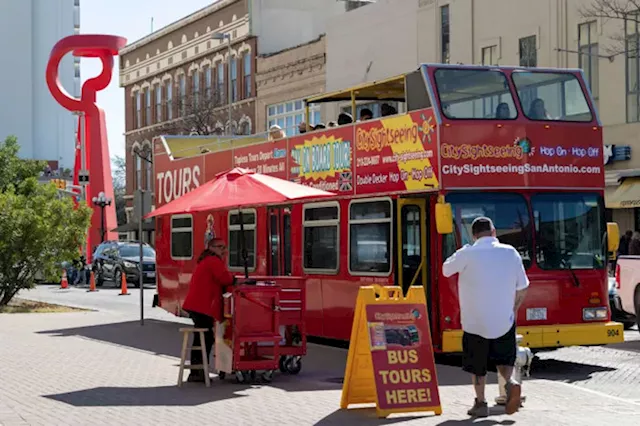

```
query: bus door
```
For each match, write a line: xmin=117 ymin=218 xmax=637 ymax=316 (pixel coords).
xmin=268 ymin=206 xmax=292 ymax=276
xmin=396 ymin=199 xmax=428 ymax=295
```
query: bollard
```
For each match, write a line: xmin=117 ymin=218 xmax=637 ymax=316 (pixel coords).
xmin=119 ymin=271 xmax=130 ymax=296
xmin=60 ymin=269 xmax=69 ymax=289
xmin=87 ymin=270 xmax=97 ymax=292
xmin=495 ymin=334 xmax=533 ymax=406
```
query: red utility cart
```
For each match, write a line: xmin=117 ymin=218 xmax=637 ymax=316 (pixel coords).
xmin=215 ymin=280 xmax=306 ymax=383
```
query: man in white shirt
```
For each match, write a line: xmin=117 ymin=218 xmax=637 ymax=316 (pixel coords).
xmin=443 ymin=217 xmax=529 ymax=417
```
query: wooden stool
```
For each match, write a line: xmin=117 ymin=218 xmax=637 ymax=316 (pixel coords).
xmin=177 ymin=327 xmax=211 ymax=387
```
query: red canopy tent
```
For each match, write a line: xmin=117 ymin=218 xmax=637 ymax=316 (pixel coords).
xmin=146 ymin=168 xmax=336 ymax=276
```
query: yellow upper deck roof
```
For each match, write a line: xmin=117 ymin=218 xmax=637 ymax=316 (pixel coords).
xmin=304 ymin=74 xmax=406 ymax=104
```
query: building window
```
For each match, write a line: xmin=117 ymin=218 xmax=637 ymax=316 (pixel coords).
xmin=243 ymin=52 xmax=252 ymax=98
xmin=135 ymin=91 xmax=141 ymax=128
xmin=192 ymin=71 xmax=200 ymax=106
xmin=267 ymin=99 xmax=320 ymax=135
xmin=303 ymin=203 xmax=339 ymax=273
xmin=170 ymin=215 xmax=193 ymax=260
xmin=349 ymin=199 xmax=392 ymax=275
xmin=155 ymin=85 xmax=162 ymax=123
xmin=482 ymin=45 xmax=498 ymax=66
xmin=145 ymin=88 xmax=151 ymax=126
xmin=228 ymin=210 xmax=256 ymax=270
xmin=135 ymin=154 xmax=142 ymax=189
xmin=179 ymin=74 xmax=186 ymax=115
xmin=144 ymin=149 xmax=152 ymax=191
xmin=74 ymin=60 xmax=81 ymax=78
xmin=217 ymin=62 xmax=225 ymax=104
xmin=579 ymin=21 xmax=599 ymax=108
xmin=626 ymin=12 xmax=640 ymax=122
xmin=230 ymin=56 xmax=238 ymax=102
xmin=440 ymin=5 xmax=450 ymax=64
xmin=519 ymin=35 xmax=537 ymax=67
xmin=204 ymin=65 xmax=212 ymax=100
xmin=166 ymin=80 xmax=173 ymax=120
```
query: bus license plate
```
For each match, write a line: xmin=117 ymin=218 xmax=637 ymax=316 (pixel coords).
xmin=526 ymin=308 xmax=547 ymax=321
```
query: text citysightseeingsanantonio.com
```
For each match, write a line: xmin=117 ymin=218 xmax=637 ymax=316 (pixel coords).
xmin=442 ymin=163 xmax=601 ymax=176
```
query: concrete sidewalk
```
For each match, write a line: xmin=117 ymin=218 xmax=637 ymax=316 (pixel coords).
xmin=1 ymin=310 xmax=639 ymax=425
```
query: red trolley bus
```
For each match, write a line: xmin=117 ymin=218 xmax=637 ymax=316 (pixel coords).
xmin=152 ymin=63 xmax=623 ymax=352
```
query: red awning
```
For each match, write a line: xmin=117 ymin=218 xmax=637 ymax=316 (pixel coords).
xmin=146 ymin=167 xmax=336 ymax=218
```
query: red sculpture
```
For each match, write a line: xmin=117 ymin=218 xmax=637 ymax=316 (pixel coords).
xmin=46 ymin=35 xmax=127 ymax=262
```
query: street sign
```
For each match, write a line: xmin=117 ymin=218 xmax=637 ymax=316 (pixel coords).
xmin=78 ymin=169 xmax=89 ymax=185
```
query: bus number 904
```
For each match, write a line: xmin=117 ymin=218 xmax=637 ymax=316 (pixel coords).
xmin=607 ymin=329 xmax=620 ymax=338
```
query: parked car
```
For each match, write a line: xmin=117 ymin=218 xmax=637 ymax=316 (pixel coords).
xmin=92 ymin=241 xmax=156 ymax=288
xmin=613 ymin=258 xmax=640 ymax=332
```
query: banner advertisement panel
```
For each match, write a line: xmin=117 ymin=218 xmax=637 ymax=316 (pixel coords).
xmin=354 ymin=109 xmax=439 ymax=195
xmin=288 ymin=127 xmax=354 ymax=195
xmin=232 ymin=139 xmax=288 ymax=179
xmin=439 ymin=124 xmax=604 ymax=189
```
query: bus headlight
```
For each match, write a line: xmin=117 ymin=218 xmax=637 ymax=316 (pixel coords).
xmin=583 ymin=307 xmax=608 ymax=321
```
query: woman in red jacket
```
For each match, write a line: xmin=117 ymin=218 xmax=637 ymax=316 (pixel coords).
xmin=182 ymin=237 xmax=236 ymax=383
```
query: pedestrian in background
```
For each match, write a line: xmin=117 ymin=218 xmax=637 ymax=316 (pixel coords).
xmin=629 ymin=231 xmax=640 ymax=255
xmin=442 ymin=217 xmax=529 ymax=417
xmin=618 ymin=230 xmax=632 ymax=257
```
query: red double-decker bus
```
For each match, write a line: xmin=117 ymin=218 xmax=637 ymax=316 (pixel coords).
xmin=151 ymin=64 xmax=623 ymax=352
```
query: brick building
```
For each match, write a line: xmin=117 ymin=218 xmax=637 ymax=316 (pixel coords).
xmin=255 ymin=35 xmax=327 ymax=136
xmin=118 ymin=0 xmax=352 ymax=241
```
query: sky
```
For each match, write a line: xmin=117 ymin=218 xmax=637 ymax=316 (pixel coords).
xmin=80 ymin=0 xmax=217 ymax=159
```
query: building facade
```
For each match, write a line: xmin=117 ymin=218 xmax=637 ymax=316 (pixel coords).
xmin=256 ymin=35 xmax=327 ymax=136
xmin=119 ymin=0 xmax=354 ymax=240
xmin=324 ymin=0 xmax=640 ymax=231
xmin=0 ymin=0 xmax=81 ymax=171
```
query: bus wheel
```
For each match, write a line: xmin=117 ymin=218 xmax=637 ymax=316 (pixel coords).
xmin=285 ymin=356 xmax=302 ymax=375
xmin=262 ymin=370 xmax=273 ymax=383
xmin=279 ymin=356 xmax=288 ymax=373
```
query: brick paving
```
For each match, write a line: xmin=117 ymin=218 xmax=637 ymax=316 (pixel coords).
xmin=1 ymin=308 xmax=639 ymax=426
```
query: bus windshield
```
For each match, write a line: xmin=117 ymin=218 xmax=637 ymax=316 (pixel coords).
xmin=511 ymin=71 xmax=593 ymax=122
xmin=532 ymin=193 xmax=605 ymax=270
xmin=444 ymin=193 xmax=532 ymax=267
xmin=434 ymin=68 xmax=518 ymax=120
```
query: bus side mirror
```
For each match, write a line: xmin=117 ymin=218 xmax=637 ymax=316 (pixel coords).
xmin=607 ymin=222 xmax=619 ymax=256
xmin=435 ymin=201 xmax=453 ymax=234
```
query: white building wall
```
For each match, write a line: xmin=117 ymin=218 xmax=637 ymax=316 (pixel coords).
xmin=0 ymin=0 xmax=78 ymax=170
xmin=250 ymin=0 xmax=346 ymax=55
xmin=325 ymin=0 xmax=419 ymax=92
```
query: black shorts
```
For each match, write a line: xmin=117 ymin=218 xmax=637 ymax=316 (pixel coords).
xmin=462 ymin=323 xmax=516 ymax=377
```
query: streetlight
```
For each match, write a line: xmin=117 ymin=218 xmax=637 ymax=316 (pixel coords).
xmin=211 ymin=32 xmax=232 ymax=135
xmin=92 ymin=191 xmax=112 ymax=243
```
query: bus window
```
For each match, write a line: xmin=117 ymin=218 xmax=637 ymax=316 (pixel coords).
xmin=531 ymin=193 xmax=604 ymax=270
xmin=434 ymin=68 xmax=517 ymax=120
xmin=170 ymin=215 xmax=193 ymax=260
xmin=228 ymin=209 xmax=256 ymax=271
xmin=442 ymin=193 xmax=532 ymax=268
xmin=512 ymin=72 xmax=593 ymax=122
xmin=349 ymin=199 xmax=392 ymax=275
xmin=303 ymin=203 xmax=339 ymax=273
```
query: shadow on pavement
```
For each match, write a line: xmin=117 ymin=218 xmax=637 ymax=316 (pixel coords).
xmin=314 ymin=408 xmax=427 ymax=425
xmin=436 ymin=419 xmax=515 ymax=426
xmin=530 ymin=358 xmax=616 ymax=383
xmin=607 ymin=337 xmax=640 ymax=353
xmin=38 ymin=319 xmax=185 ymax=359
xmin=43 ymin=383 xmax=249 ymax=407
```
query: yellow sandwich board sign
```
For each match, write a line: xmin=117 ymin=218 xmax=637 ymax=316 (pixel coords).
xmin=340 ymin=285 xmax=442 ymax=418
